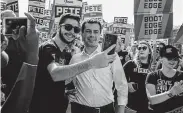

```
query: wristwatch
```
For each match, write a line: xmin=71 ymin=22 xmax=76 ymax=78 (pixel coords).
xmin=167 ymin=91 xmax=174 ymax=98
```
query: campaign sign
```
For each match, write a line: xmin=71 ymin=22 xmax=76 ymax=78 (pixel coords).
xmin=28 ymin=5 xmax=45 ymax=16
xmin=55 ymin=0 xmax=82 ymax=6
xmin=40 ymin=32 xmax=48 ymax=39
xmin=134 ymin=0 xmax=173 ymax=13
xmin=134 ymin=13 xmax=173 ymax=40
xmin=29 ymin=0 xmax=45 ymax=3
xmin=113 ymin=27 xmax=126 ymax=35
xmin=55 ymin=5 xmax=82 ymax=23
xmin=84 ymin=17 xmax=104 ymax=25
xmin=1 ymin=1 xmax=6 ymax=11
xmin=114 ymin=17 xmax=128 ymax=24
xmin=84 ymin=4 xmax=102 ymax=14
xmin=6 ymin=0 xmax=19 ymax=16
xmin=28 ymin=0 xmax=45 ymax=17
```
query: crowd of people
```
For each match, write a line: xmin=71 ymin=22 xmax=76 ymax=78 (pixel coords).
xmin=1 ymin=9 xmax=183 ymax=113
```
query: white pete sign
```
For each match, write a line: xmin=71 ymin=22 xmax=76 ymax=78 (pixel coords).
xmin=84 ymin=4 xmax=102 ymax=14
xmin=55 ymin=0 xmax=82 ymax=6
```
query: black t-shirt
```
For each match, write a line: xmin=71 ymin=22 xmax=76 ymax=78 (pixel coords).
xmin=30 ymin=39 xmax=72 ymax=113
xmin=123 ymin=60 xmax=151 ymax=112
xmin=146 ymin=70 xmax=183 ymax=113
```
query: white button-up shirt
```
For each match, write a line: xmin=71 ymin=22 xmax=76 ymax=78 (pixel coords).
xmin=68 ymin=46 xmax=128 ymax=107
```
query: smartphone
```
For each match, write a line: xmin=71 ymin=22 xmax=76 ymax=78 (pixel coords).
xmin=102 ymin=33 xmax=118 ymax=55
xmin=3 ymin=17 xmax=27 ymax=36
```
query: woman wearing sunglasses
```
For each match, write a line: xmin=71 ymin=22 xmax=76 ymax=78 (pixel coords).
xmin=123 ymin=41 xmax=153 ymax=113
xmin=146 ymin=45 xmax=183 ymax=113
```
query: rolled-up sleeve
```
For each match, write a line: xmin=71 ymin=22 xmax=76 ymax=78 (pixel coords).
xmin=111 ymin=54 xmax=128 ymax=106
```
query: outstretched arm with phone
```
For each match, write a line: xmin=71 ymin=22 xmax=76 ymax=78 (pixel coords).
xmin=1 ymin=12 xmax=39 ymax=113
xmin=47 ymin=44 xmax=116 ymax=82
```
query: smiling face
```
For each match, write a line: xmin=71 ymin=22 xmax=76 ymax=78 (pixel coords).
xmin=82 ymin=23 xmax=101 ymax=48
xmin=162 ymin=57 xmax=179 ymax=69
xmin=60 ymin=18 xmax=80 ymax=42
xmin=137 ymin=43 xmax=150 ymax=60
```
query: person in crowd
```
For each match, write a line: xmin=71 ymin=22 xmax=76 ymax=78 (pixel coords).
xmin=129 ymin=43 xmax=137 ymax=60
xmin=146 ymin=45 xmax=183 ymax=113
xmin=115 ymin=38 xmax=131 ymax=65
xmin=29 ymin=13 xmax=116 ymax=113
xmin=155 ymin=42 xmax=166 ymax=70
xmin=123 ymin=41 xmax=153 ymax=113
xmin=68 ymin=19 xmax=128 ymax=113
xmin=1 ymin=10 xmax=26 ymax=99
xmin=1 ymin=12 xmax=39 ymax=113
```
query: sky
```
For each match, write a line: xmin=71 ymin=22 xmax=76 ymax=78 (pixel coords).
xmin=18 ymin=0 xmax=183 ymax=26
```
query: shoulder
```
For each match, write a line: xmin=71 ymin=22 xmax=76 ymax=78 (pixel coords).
xmin=71 ymin=52 xmax=83 ymax=59
xmin=39 ymin=40 xmax=57 ymax=53
xmin=124 ymin=60 xmax=135 ymax=66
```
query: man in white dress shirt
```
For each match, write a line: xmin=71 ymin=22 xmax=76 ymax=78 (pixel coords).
xmin=69 ymin=19 xmax=128 ymax=113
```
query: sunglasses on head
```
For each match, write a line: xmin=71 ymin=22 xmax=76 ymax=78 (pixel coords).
xmin=61 ymin=24 xmax=80 ymax=33
xmin=138 ymin=46 xmax=147 ymax=51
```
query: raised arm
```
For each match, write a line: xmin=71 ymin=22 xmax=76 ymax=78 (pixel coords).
xmin=146 ymin=75 xmax=183 ymax=105
xmin=47 ymin=44 xmax=117 ymax=82
xmin=1 ymin=12 xmax=39 ymax=113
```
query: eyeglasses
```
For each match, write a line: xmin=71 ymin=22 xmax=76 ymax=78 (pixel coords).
xmin=61 ymin=24 xmax=80 ymax=33
xmin=138 ymin=46 xmax=147 ymax=51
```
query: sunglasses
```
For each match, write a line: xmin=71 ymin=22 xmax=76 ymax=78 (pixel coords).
xmin=61 ymin=24 xmax=80 ymax=33
xmin=138 ymin=46 xmax=147 ymax=51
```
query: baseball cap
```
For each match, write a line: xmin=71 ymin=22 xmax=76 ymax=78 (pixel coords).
xmin=160 ymin=45 xmax=180 ymax=59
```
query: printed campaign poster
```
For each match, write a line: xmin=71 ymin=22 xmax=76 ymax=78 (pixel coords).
xmin=6 ymin=0 xmax=19 ymax=16
xmin=114 ymin=17 xmax=128 ymax=24
xmin=54 ymin=0 xmax=82 ymax=24
xmin=134 ymin=13 xmax=173 ymax=40
xmin=83 ymin=4 xmax=103 ymax=25
xmin=55 ymin=0 xmax=82 ymax=6
xmin=1 ymin=0 xmax=7 ymax=11
xmin=28 ymin=0 xmax=46 ymax=29
xmin=42 ymin=9 xmax=51 ymax=31
xmin=134 ymin=0 xmax=173 ymax=14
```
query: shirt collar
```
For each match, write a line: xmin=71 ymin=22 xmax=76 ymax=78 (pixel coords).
xmin=82 ymin=45 xmax=102 ymax=57
xmin=53 ymin=33 xmax=67 ymax=52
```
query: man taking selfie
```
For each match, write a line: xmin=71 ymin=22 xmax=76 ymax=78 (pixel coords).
xmin=30 ymin=14 xmax=116 ymax=113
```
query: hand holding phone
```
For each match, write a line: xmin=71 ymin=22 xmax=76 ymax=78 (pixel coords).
xmin=3 ymin=17 xmax=27 ymax=39
xmin=102 ymin=33 xmax=118 ymax=55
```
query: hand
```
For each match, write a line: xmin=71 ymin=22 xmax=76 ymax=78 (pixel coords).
xmin=66 ymin=89 xmax=77 ymax=100
xmin=128 ymin=82 xmax=137 ymax=93
xmin=169 ymin=80 xmax=183 ymax=96
xmin=90 ymin=44 xmax=116 ymax=68
xmin=17 ymin=13 xmax=39 ymax=65
xmin=115 ymin=105 xmax=125 ymax=113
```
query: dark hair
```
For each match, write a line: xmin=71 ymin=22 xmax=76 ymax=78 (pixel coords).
xmin=81 ymin=19 xmax=102 ymax=33
xmin=59 ymin=13 xmax=80 ymax=25
xmin=158 ymin=42 xmax=166 ymax=48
